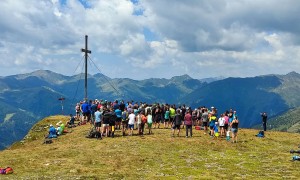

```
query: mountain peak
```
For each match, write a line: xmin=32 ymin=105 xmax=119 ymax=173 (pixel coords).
xmin=15 ymin=70 xmax=69 ymax=84
xmin=171 ymin=74 xmax=192 ymax=82
xmin=286 ymin=71 xmax=300 ymax=77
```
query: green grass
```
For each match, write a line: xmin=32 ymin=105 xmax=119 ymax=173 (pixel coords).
xmin=0 ymin=115 xmax=299 ymax=179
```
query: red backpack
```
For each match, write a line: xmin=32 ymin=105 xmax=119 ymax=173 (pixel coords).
xmin=0 ymin=167 xmax=13 ymax=174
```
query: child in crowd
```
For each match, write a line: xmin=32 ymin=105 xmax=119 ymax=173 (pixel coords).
xmin=213 ymin=122 xmax=219 ymax=139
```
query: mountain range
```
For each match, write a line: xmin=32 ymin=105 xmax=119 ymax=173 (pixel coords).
xmin=1 ymin=70 xmax=300 ymax=150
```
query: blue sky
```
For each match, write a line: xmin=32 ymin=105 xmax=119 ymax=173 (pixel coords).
xmin=0 ymin=0 xmax=300 ymax=79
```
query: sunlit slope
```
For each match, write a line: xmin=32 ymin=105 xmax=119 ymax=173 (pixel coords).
xmin=0 ymin=116 xmax=299 ymax=179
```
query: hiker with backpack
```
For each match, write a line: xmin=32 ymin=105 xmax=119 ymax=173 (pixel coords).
xmin=201 ymin=108 xmax=209 ymax=134
xmin=121 ymin=108 xmax=129 ymax=136
xmin=163 ymin=105 xmax=170 ymax=129
xmin=171 ymin=109 xmax=182 ymax=137
xmin=102 ymin=109 xmax=111 ymax=137
xmin=115 ymin=107 xmax=122 ymax=130
xmin=209 ymin=113 xmax=217 ymax=137
xmin=109 ymin=108 xmax=117 ymax=138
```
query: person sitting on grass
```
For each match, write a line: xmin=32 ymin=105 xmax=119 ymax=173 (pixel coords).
xmin=67 ymin=114 xmax=76 ymax=128
xmin=56 ymin=122 xmax=62 ymax=136
xmin=230 ymin=116 xmax=239 ymax=143
xmin=48 ymin=124 xmax=57 ymax=138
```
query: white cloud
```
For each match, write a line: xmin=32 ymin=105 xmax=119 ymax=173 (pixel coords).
xmin=0 ymin=0 xmax=300 ymax=79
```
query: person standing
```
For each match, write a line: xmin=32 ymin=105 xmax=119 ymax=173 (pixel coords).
xmin=136 ymin=111 xmax=142 ymax=135
xmin=230 ymin=117 xmax=239 ymax=143
xmin=141 ymin=112 xmax=147 ymax=135
xmin=184 ymin=109 xmax=193 ymax=138
xmin=128 ymin=111 xmax=136 ymax=136
xmin=115 ymin=107 xmax=122 ymax=130
xmin=261 ymin=112 xmax=268 ymax=131
xmin=164 ymin=106 xmax=170 ymax=129
xmin=94 ymin=108 xmax=102 ymax=139
xmin=147 ymin=109 xmax=153 ymax=134
xmin=218 ymin=114 xmax=225 ymax=137
xmin=121 ymin=109 xmax=129 ymax=136
xmin=172 ymin=109 xmax=182 ymax=137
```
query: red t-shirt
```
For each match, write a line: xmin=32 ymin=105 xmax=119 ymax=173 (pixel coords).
xmin=184 ymin=113 xmax=192 ymax=125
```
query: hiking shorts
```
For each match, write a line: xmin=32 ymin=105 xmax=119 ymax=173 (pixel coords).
xmin=95 ymin=122 xmax=101 ymax=128
xmin=231 ymin=128 xmax=238 ymax=134
xmin=102 ymin=124 xmax=109 ymax=127
xmin=116 ymin=117 xmax=122 ymax=122
xmin=172 ymin=124 xmax=181 ymax=130
xmin=128 ymin=124 xmax=134 ymax=130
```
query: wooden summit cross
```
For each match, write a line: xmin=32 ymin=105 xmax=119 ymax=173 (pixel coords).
xmin=81 ymin=35 xmax=92 ymax=101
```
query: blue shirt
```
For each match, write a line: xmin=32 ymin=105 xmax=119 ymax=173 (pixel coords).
xmin=49 ymin=126 xmax=57 ymax=136
xmin=94 ymin=111 xmax=102 ymax=123
xmin=213 ymin=125 xmax=219 ymax=133
xmin=81 ymin=103 xmax=89 ymax=113
xmin=115 ymin=109 xmax=122 ymax=118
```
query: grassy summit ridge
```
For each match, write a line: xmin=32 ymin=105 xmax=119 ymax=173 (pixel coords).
xmin=0 ymin=116 xmax=299 ymax=179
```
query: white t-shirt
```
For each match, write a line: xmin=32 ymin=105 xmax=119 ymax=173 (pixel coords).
xmin=136 ymin=114 xmax=142 ymax=124
xmin=218 ymin=117 xmax=225 ymax=126
xmin=128 ymin=113 xmax=136 ymax=125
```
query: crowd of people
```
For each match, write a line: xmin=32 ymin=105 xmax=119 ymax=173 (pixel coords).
xmin=63 ymin=99 xmax=240 ymax=143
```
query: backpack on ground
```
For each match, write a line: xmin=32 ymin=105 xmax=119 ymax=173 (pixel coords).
xmin=0 ymin=167 xmax=13 ymax=174
xmin=255 ymin=130 xmax=265 ymax=138
xmin=43 ymin=138 xmax=53 ymax=144
xmin=86 ymin=126 xmax=101 ymax=139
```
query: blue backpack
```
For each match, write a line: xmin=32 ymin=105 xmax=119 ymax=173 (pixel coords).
xmin=256 ymin=131 xmax=264 ymax=138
